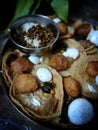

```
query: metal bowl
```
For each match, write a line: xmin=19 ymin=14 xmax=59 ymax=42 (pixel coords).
xmin=8 ymin=14 xmax=59 ymax=55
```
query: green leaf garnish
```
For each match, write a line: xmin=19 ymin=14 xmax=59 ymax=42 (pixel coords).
xmin=50 ymin=0 xmax=69 ymax=22
xmin=4 ymin=0 xmax=69 ymax=34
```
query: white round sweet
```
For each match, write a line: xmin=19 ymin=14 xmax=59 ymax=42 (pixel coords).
xmin=53 ymin=17 xmax=61 ymax=23
xmin=29 ymin=54 xmax=40 ymax=64
xmin=87 ymin=27 xmax=98 ymax=46
xmin=63 ymin=47 xmax=79 ymax=59
xmin=87 ymin=83 xmax=97 ymax=93
xmin=36 ymin=68 xmax=52 ymax=82
xmin=68 ymin=98 xmax=94 ymax=125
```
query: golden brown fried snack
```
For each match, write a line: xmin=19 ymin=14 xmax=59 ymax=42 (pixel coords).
xmin=63 ymin=76 xmax=81 ymax=98
xmin=14 ymin=73 xmax=38 ymax=93
xmin=2 ymin=50 xmax=33 ymax=87
xmin=86 ymin=61 xmax=98 ymax=77
xmin=11 ymin=57 xmax=33 ymax=74
xmin=49 ymin=54 xmax=69 ymax=71
xmin=75 ymin=23 xmax=91 ymax=37
xmin=10 ymin=64 xmax=64 ymax=120
xmin=60 ymin=39 xmax=98 ymax=99
xmin=57 ymin=22 xmax=67 ymax=35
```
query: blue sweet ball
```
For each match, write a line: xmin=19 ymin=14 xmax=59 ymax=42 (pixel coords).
xmin=68 ymin=98 xmax=94 ymax=125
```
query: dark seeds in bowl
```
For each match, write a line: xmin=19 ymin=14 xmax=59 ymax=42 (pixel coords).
xmin=17 ymin=24 xmax=55 ymax=48
xmin=8 ymin=14 xmax=59 ymax=55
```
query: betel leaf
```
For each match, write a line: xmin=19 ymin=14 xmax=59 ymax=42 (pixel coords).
xmin=30 ymin=0 xmax=42 ymax=14
xmin=13 ymin=0 xmax=34 ymax=20
xmin=50 ymin=0 xmax=69 ymax=22
xmin=4 ymin=0 xmax=69 ymax=34
xmin=4 ymin=0 xmax=34 ymax=34
xmin=11 ymin=0 xmax=69 ymax=24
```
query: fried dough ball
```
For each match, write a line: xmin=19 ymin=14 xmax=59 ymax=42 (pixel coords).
xmin=11 ymin=57 xmax=33 ymax=74
xmin=57 ymin=22 xmax=67 ymax=35
xmin=86 ymin=61 xmax=98 ymax=77
xmin=63 ymin=77 xmax=81 ymax=98
xmin=49 ymin=54 xmax=69 ymax=71
xmin=14 ymin=73 xmax=38 ymax=93
xmin=75 ymin=23 xmax=91 ymax=37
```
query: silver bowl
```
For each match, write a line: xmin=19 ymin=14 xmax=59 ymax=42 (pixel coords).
xmin=8 ymin=14 xmax=59 ymax=55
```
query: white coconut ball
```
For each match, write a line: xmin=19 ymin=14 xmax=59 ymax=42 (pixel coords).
xmin=29 ymin=54 xmax=40 ymax=64
xmin=86 ymin=27 xmax=98 ymax=46
xmin=63 ymin=47 xmax=79 ymax=59
xmin=68 ymin=98 xmax=94 ymax=125
xmin=36 ymin=68 xmax=52 ymax=82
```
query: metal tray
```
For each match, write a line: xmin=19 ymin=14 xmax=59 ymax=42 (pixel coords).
xmin=0 ymin=31 xmax=98 ymax=129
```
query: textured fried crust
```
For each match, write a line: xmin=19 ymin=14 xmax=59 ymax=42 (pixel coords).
xmin=60 ymin=39 xmax=98 ymax=99
xmin=14 ymin=73 xmax=38 ymax=93
xmin=49 ymin=54 xmax=69 ymax=71
xmin=2 ymin=49 xmax=32 ymax=87
xmin=9 ymin=64 xmax=64 ymax=120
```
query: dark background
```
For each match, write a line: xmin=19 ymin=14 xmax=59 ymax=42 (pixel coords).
xmin=0 ymin=0 xmax=98 ymax=30
xmin=0 ymin=0 xmax=16 ymax=29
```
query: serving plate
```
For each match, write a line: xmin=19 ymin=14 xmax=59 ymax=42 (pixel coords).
xmin=0 ymin=37 xmax=55 ymax=130
xmin=0 ymin=17 xmax=98 ymax=129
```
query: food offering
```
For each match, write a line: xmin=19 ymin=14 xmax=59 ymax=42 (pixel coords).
xmin=8 ymin=14 xmax=59 ymax=55
xmin=18 ymin=22 xmax=55 ymax=49
xmin=1 ymin=15 xmax=98 ymax=129
xmin=2 ymin=50 xmax=64 ymax=120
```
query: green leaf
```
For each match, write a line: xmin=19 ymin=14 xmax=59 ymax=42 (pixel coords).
xmin=50 ymin=0 xmax=69 ymax=22
xmin=30 ymin=0 xmax=42 ymax=14
xmin=4 ymin=0 xmax=69 ymax=35
xmin=4 ymin=0 xmax=34 ymax=34
xmin=13 ymin=0 xmax=34 ymax=20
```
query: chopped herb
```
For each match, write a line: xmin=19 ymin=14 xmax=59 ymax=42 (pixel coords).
xmin=40 ymin=82 xmax=54 ymax=93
